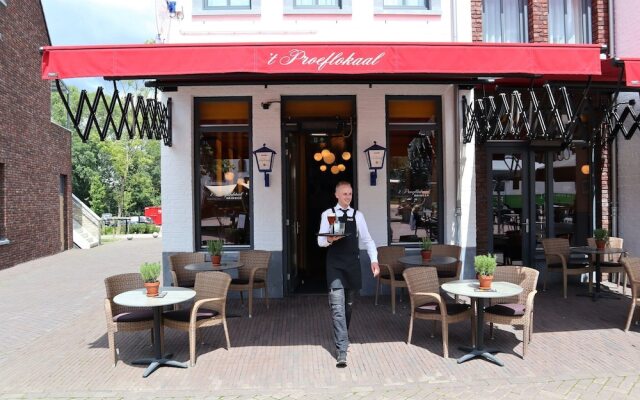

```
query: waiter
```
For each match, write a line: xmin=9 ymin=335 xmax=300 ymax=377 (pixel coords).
xmin=318 ymin=181 xmax=379 ymax=368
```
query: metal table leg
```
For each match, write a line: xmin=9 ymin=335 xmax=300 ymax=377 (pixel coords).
xmin=456 ymin=298 xmax=504 ymax=367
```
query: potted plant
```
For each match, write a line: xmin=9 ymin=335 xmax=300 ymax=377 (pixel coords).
xmin=420 ymin=237 xmax=432 ymax=261
xmin=207 ymin=239 xmax=224 ymax=265
xmin=593 ymin=228 xmax=609 ymax=250
xmin=140 ymin=262 xmax=161 ymax=297
xmin=222 ymin=159 xmax=236 ymax=182
xmin=474 ymin=254 xmax=497 ymax=289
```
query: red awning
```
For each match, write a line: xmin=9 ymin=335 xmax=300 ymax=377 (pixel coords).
xmin=622 ymin=58 xmax=640 ymax=87
xmin=41 ymin=42 xmax=603 ymax=80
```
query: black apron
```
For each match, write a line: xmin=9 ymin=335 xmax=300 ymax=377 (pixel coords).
xmin=326 ymin=207 xmax=361 ymax=290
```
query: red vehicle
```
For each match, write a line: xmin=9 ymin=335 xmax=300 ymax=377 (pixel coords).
xmin=144 ymin=206 xmax=162 ymax=225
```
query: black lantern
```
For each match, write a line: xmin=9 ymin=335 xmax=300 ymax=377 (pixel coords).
xmin=253 ymin=143 xmax=276 ymax=187
xmin=363 ymin=141 xmax=387 ymax=186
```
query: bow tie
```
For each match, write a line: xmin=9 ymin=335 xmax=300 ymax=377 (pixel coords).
xmin=340 ymin=208 xmax=349 ymax=212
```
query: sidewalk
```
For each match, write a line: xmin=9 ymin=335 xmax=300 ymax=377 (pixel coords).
xmin=1 ymin=239 xmax=640 ymax=399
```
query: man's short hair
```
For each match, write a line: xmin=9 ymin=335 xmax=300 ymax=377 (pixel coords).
xmin=335 ymin=181 xmax=352 ymax=191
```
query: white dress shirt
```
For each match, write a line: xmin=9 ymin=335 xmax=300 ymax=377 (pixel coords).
xmin=317 ymin=204 xmax=378 ymax=263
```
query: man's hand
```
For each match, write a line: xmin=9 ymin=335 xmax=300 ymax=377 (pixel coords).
xmin=371 ymin=262 xmax=380 ymax=278
xmin=327 ymin=236 xmax=344 ymax=243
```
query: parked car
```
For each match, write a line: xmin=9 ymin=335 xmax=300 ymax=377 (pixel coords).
xmin=101 ymin=213 xmax=113 ymax=226
xmin=129 ymin=216 xmax=154 ymax=225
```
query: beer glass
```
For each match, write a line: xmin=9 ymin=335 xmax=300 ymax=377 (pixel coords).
xmin=327 ymin=213 xmax=336 ymax=234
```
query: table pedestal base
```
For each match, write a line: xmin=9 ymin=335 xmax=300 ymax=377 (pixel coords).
xmin=457 ymin=346 xmax=503 ymax=366
xmin=132 ymin=355 xmax=188 ymax=378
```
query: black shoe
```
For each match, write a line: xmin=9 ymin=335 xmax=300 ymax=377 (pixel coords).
xmin=336 ymin=351 xmax=347 ymax=368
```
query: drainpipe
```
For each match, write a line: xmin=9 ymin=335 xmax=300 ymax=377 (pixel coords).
xmin=608 ymin=0 xmax=615 ymax=58
xmin=454 ymin=86 xmax=461 ymax=246
xmin=450 ymin=0 xmax=458 ymax=42
xmin=611 ymin=139 xmax=618 ymax=236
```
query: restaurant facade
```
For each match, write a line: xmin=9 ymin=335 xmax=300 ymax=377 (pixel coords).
xmin=41 ymin=1 xmax=640 ymax=297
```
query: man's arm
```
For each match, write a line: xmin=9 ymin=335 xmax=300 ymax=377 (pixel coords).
xmin=318 ymin=209 xmax=331 ymax=247
xmin=355 ymin=211 xmax=379 ymax=277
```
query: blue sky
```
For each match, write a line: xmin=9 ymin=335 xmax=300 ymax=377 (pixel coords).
xmin=41 ymin=0 xmax=158 ymax=91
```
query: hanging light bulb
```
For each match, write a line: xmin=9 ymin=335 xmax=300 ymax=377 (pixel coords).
xmin=342 ymin=151 xmax=351 ymax=161
xmin=313 ymin=152 xmax=322 ymax=162
xmin=323 ymin=152 xmax=336 ymax=164
xmin=320 ymin=165 xmax=327 ymax=172
xmin=331 ymin=165 xmax=340 ymax=174
xmin=338 ymin=164 xmax=346 ymax=171
xmin=321 ymin=149 xmax=331 ymax=157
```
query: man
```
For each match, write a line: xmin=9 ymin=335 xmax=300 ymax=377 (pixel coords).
xmin=318 ymin=181 xmax=379 ymax=368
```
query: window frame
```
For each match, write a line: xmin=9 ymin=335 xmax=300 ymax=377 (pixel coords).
xmin=374 ymin=0 xmax=440 ymax=15
xmin=193 ymin=96 xmax=254 ymax=251
xmin=284 ymin=0 xmax=352 ymax=14
xmin=385 ymin=95 xmax=444 ymax=247
xmin=482 ymin=0 xmax=528 ymax=43
xmin=194 ymin=0 xmax=261 ymax=15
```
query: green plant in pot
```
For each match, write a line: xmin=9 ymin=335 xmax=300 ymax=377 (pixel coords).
xmin=474 ymin=254 xmax=497 ymax=289
xmin=593 ymin=228 xmax=609 ymax=250
xmin=140 ymin=261 xmax=161 ymax=297
xmin=207 ymin=239 xmax=224 ymax=265
xmin=420 ymin=237 xmax=432 ymax=261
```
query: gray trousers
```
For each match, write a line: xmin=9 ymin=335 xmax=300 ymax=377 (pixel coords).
xmin=328 ymin=288 xmax=355 ymax=353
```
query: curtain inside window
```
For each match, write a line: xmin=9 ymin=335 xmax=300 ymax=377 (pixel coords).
xmin=483 ymin=0 xmax=525 ymax=43
xmin=549 ymin=0 xmax=587 ymax=44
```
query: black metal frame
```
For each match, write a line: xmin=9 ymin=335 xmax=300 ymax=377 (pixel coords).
xmin=54 ymin=80 xmax=172 ymax=146
xmin=604 ymin=62 xmax=640 ymax=142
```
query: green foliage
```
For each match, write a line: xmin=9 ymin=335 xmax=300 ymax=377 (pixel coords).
xmin=594 ymin=228 xmax=609 ymax=241
xmin=207 ymin=239 xmax=224 ymax=256
xmin=51 ymin=85 xmax=161 ymax=217
xmin=420 ymin=237 xmax=432 ymax=251
xmin=139 ymin=262 xmax=161 ymax=283
xmin=474 ymin=254 xmax=497 ymax=276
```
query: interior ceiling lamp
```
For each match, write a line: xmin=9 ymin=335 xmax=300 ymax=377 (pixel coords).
xmin=320 ymin=165 xmax=327 ymax=172
xmin=363 ymin=141 xmax=387 ymax=186
xmin=338 ymin=164 xmax=346 ymax=172
xmin=313 ymin=152 xmax=322 ymax=161
xmin=323 ymin=151 xmax=336 ymax=164
xmin=342 ymin=151 xmax=351 ymax=161
xmin=253 ymin=144 xmax=276 ymax=187
xmin=580 ymin=164 xmax=590 ymax=175
xmin=330 ymin=165 xmax=340 ymax=175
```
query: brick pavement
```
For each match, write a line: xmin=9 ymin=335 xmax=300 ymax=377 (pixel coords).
xmin=1 ymin=238 xmax=640 ymax=399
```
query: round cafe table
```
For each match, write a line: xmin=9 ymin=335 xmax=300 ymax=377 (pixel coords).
xmin=184 ymin=261 xmax=244 ymax=272
xmin=398 ymin=255 xmax=457 ymax=267
xmin=441 ymin=279 xmax=522 ymax=367
xmin=113 ymin=287 xmax=195 ymax=377
xmin=572 ymin=246 xmax=625 ymax=300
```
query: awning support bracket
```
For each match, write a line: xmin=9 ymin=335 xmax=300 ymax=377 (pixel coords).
xmin=54 ymin=79 xmax=172 ymax=146
xmin=604 ymin=62 xmax=639 ymax=142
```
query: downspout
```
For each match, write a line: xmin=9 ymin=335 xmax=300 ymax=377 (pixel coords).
xmin=608 ymin=0 xmax=615 ymax=57
xmin=451 ymin=0 xmax=459 ymax=246
xmin=608 ymin=0 xmax=618 ymax=237
xmin=450 ymin=0 xmax=458 ymax=42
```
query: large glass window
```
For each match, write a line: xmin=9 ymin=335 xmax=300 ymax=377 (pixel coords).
xmin=205 ymin=0 xmax=251 ymax=9
xmin=483 ymin=0 xmax=527 ymax=43
xmin=383 ymin=0 xmax=428 ymax=8
xmin=549 ymin=0 xmax=591 ymax=44
xmin=294 ymin=0 xmax=341 ymax=8
xmin=387 ymin=97 xmax=442 ymax=244
xmin=196 ymin=98 xmax=252 ymax=248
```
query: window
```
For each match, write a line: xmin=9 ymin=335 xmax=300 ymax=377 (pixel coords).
xmin=284 ymin=0 xmax=351 ymax=14
xmin=196 ymin=0 xmax=260 ymax=15
xmin=204 ymin=0 xmax=251 ymax=9
xmin=195 ymin=98 xmax=252 ymax=248
xmin=549 ymin=0 xmax=591 ymax=44
xmin=374 ymin=0 xmax=439 ymax=15
xmin=483 ymin=0 xmax=527 ymax=43
xmin=386 ymin=97 xmax=443 ymax=245
xmin=294 ymin=0 xmax=341 ymax=8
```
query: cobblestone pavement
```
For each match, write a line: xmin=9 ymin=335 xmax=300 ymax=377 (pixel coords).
xmin=1 ymin=239 xmax=640 ymax=399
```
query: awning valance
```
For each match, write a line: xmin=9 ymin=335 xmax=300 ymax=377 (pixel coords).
xmin=622 ymin=58 xmax=640 ymax=87
xmin=41 ymin=42 xmax=603 ymax=80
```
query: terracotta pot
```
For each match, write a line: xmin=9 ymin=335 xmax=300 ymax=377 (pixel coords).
xmin=421 ymin=250 xmax=432 ymax=261
xmin=478 ymin=275 xmax=493 ymax=289
xmin=595 ymin=240 xmax=606 ymax=250
xmin=211 ymin=255 xmax=222 ymax=265
xmin=144 ymin=281 xmax=160 ymax=297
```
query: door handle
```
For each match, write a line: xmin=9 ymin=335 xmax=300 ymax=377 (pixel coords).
xmin=296 ymin=221 xmax=300 ymax=235
xmin=521 ymin=218 xmax=529 ymax=233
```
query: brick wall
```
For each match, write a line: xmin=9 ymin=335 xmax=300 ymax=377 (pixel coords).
xmin=592 ymin=0 xmax=609 ymax=46
xmin=474 ymin=145 xmax=488 ymax=255
xmin=471 ymin=0 xmax=482 ymax=42
xmin=0 ymin=0 xmax=73 ymax=269
xmin=528 ymin=0 xmax=549 ymax=43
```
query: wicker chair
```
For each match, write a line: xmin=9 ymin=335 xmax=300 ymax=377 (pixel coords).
xmin=375 ymin=245 xmax=406 ymax=314
xmin=104 ymin=273 xmax=154 ymax=366
xmin=163 ymin=271 xmax=231 ymax=366
xmin=484 ymin=266 xmax=539 ymax=358
xmin=403 ymin=267 xmax=474 ymax=358
xmin=622 ymin=257 xmax=640 ymax=332
xmin=229 ymin=250 xmax=272 ymax=318
xmin=168 ymin=252 xmax=205 ymax=288
xmin=431 ymin=244 xmax=462 ymax=284
xmin=587 ymin=237 xmax=627 ymax=294
xmin=542 ymin=238 xmax=593 ymax=298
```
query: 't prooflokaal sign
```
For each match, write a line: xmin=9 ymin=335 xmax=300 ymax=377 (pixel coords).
xmin=266 ymin=49 xmax=386 ymax=72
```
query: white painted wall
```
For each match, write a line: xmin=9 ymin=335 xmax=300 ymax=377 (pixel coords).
xmin=161 ymin=83 xmax=469 ymax=253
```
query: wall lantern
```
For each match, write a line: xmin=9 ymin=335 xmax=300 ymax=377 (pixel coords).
xmin=253 ymin=144 xmax=276 ymax=187
xmin=363 ymin=141 xmax=387 ymax=186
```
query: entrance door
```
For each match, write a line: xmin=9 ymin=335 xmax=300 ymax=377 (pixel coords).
xmin=488 ymin=146 xmax=534 ymax=266
xmin=282 ymin=96 xmax=356 ymax=294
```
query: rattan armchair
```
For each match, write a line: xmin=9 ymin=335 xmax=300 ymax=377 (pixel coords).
xmin=229 ymin=250 xmax=271 ymax=318
xmin=163 ymin=271 xmax=231 ymax=366
xmin=484 ymin=266 xmax=539 ymax=358
xmin=542 ymin=238 xmax=593 ymax=298
xmin=169 ymin=252 xmax=205 ymax=288
xmin=403 ymin=267 xmax=474 ymax=358
xmin=104 ymin=273 xmax=154 ymax=366
xmin=587 ymin=237 xmax=627 ymax=294
xmin=431 ymin=244 xmax=462 ymax=284
xmin=622 ymin=257 xmax=640 ymax=332
xmin=375 ymin=245 xmax=406 ymax=314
